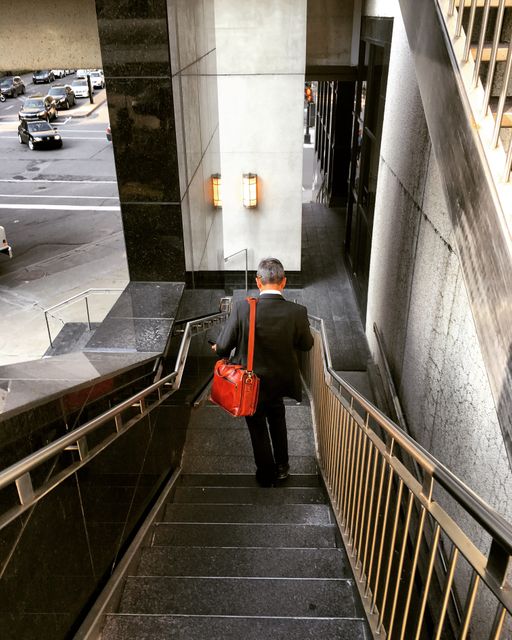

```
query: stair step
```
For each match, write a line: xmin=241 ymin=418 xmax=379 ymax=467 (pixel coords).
xmin=189 ymin=403 xmax=313 ymax=430
xmin=137 ymin=546 xmax=350 ymax=578
xmin=152 ymin=522 xmax=337 ymax=548
xmin=182 ymin=453 xmax=318 ymax=474
xmin=172 ymin=486 xmax=326 ymax=504
xmin=102 ymin=613 xmax=368 ymax=640
xmin=471 ymin=43 xmax=510 ymax=62
xmin=179 ymin=473 xmax=321 ymax=487
xmin=183 ymin=428 xmax=316 ymax=456
xmin=118 ymin=576 xmax=358 ymax=617
xmin=163 ymin=503 xmax=331 ymax=524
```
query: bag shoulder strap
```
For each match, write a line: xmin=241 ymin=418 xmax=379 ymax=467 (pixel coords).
xmin=246 ymin=297 xmax=257 ymax=372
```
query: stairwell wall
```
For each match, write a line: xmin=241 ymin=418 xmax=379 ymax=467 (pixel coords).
xmin=365 ymin=1 xmax=512 ymax=546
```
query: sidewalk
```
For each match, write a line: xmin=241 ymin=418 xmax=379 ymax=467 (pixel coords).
xmin=70 ymin=89 xmax=107 ymax=118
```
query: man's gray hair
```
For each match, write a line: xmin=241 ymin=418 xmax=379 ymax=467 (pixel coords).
xmin=257 ymin=257 xmax=285 ymax=284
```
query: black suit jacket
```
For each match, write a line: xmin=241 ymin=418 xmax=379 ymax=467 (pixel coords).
xmin=215 ymin=293 xmax=314 ymax=402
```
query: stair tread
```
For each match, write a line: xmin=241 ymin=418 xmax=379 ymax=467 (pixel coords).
xmin=119 ymin=576 xmax=359 ymax=617
xmin=182 ymin=454 xmax=318 ymax=474
xmin=152 ymin=522 xmax=337 ymax=548
xmin=179 ymin=473 xmax=321 ymax=487
xmin=173 ymin=486 xmax=326 ymax=505
xmin=102 ymin=613 xmax=368 ymax=640
xmin=137 ymin=546 xmax=350 ymax=578
xmin=163 ymin=503 xmax=331 ymax=524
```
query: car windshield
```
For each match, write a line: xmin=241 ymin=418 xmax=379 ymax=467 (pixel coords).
xmin=27 ymin=122 xmax=52 ymax=132
xmin=24 ymin=99 xmax=44 ymax=109
xmin=73 ymin=80 xmax=87 ymax=87
xmin=0 ymin=80 xmax=11 ymax=87
xmin=34 ymin=71 xmax=45 ymax=75
xmin=49 ymin=88 xmax=65 ymax=96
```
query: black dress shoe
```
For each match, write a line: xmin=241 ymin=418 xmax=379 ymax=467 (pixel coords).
xmin=255 ymin=470 xmax=275 ymax=488
xmin=276 ymin=463 xmax=290 ymax=480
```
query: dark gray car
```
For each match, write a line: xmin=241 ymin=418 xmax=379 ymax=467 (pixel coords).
xmin=0 ymin=76 xmax=25 ymax=98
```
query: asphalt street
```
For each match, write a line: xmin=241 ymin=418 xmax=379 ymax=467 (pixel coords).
xmin=0 ymin=71 xmax=128 ymax=365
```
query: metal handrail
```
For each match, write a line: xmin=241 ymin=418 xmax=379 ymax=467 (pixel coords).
xmin=309 ymin=313 xmax=512 ymax=554
xmin=438 ymin=0 xmax=512 ymax=183
xmin=304 ymin=314 xmax=512 ymax=638
xmin=0 ymin=309 xmax=228 ymax=531
xmin=224 ymin=248 xmax=248 ymax=291
xmin=43 ymin=288 xmax=123 ymax=347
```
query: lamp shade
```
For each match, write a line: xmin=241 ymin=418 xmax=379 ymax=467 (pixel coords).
xmin=211 ymin=174 xmax=222 ymax=208
xmin=242 ymin=173 xmax=258 ymax=208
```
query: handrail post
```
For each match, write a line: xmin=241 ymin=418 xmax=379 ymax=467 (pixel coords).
xmin=45 ymin=311 xmax=53 ymax=348
xmin=85 ymin=297 xmax=92 ymax=331
xmin=245 ymin=248 xmax=248 ymax=292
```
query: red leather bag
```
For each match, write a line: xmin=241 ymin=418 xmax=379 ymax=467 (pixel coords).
xmin=210 ymin=297 xmax=260 ymax=417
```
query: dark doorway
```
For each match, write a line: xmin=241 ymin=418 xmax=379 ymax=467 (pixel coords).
xmin=346 ymin=17 xmax=393 ymax=320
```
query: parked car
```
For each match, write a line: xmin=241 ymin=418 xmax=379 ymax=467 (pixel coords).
xmin=89 ymin=70 xmax=105 ymax=89
xmin=18 ymin=95 xmax=58 ymax=121
xmin=47 ymin=84 xmax=76 ymax=109
xmin=0 ymin=76 xmax=25 ymax=97
xmin=75 ymin=69 xmax=89 ymax=79
xmin=0 ymin=226 xmax=13 ymax=258
xmin=18 ymin=119 xmax=62 ymax=150
xmin=50 ymin=69 xmax=66 ymax=79
xmin=71 ymin=79 xmax=92 ymax=99
xmin=32 ymin=70 xmax=54 ymax=84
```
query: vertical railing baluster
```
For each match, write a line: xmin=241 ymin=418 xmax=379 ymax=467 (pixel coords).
xmin=482 ymin=0 xmax=506 ymax=117
xmin=370 ymin=463 xmax=394 ymax=614
xmin=463 ymin=0 xmax=479 ymax=62
xmin=400 ymin=505 xmax=427 ymax=640
xmin=456 ymin=0 xmax=465 ymax=37
xmin=492 ymin=38 xmax=512 ymax=146
xmin=414 ymin=524 xmax=442 ymax=640
xmin=473 ymin=0 xmax=492 ymax=86
xmin=378 ymin=478 xmax=404 ymax=632
xmin=458 ymin=572 xmax=480 ymax=640
xmin=361 ymin=446 xmax=380 ymax=583
xmin=365 ymin=455 xmax=387 ymax=598
xmin=489 ymin=603 xmax=507 ymax=640
xmin=434 ymin=545 xmax=460 ymax=640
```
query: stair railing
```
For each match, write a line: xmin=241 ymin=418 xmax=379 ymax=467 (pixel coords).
xmin=440 ymin=0 xmax=512 ymax=190
xmin=43 ymin=288 xmax=124 ymax=348
xmin=0 ymin=309 xmax=228 ymax=532
xmin=302 ymin=314 xmax=512 ymax=640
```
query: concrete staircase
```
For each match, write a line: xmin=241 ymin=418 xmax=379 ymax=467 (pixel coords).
xmin=100 ymin=401 xmax=369 ymax=639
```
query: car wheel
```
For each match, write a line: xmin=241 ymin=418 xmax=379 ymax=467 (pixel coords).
xmin=18 ymin=134 xmax=23 ymax=144
xmin=28 ymin=139 xmax=34 ymax=150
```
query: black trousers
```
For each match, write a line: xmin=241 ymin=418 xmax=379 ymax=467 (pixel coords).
xmin=245 ymin=397 xmax=288 ymax=480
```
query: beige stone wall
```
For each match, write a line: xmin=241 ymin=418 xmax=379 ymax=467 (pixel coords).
xmin=0 ymin=0 xmax=102 ymax=71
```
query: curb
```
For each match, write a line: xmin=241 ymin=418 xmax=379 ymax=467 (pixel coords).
xmin=70 ymin=95 xmax=107 ymax=119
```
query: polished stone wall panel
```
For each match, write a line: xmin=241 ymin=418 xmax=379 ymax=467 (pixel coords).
xmin=95 ymin=0 xmax=170 ymax=77
xmin=105 ymin=77 xmax=180 ymax=204
xmin=121 ymin=203 xmax=186 ymax=282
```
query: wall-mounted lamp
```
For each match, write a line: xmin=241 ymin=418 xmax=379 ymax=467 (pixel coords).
xmin=242 ymin=173 xmax=258 ymax=208
xmin=211 ymin=173 xmax=222 ymax=208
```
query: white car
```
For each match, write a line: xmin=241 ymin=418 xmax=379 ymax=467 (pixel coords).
xmin=75 ymin=69 xmax=90 ymax=79
xmin=71 ymin=79 xmax=93 ymax=98
xmin=89 ymin=71 xmax=105 ymax=89
xmin=51 ymin=70 xmax=65 ymax=79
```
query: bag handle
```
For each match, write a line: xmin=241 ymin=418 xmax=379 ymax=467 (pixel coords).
xmin=246 ymin=297 xmax=257 ymax=372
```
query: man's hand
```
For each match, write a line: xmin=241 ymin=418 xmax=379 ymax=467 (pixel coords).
xmin=208 ymin=341 xmax=217 ymax=352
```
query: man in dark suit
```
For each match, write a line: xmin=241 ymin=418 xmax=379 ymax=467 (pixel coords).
xmin=213 ymin=258 xmax=314 ymax=486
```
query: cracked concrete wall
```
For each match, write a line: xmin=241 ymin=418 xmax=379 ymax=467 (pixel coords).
xmin=366 ymin=2 xmax=512 ymax=555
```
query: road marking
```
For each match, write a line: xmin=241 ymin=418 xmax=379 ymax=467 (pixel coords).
xmin=5 ymin=106 xmax=13 ymax=111
xmin=0 ymin=204 xmax=120 ymax=211
xmin=0 ymin=194 xmax=119 ymax=200
xmin=0 ymin=178 xmax=118 ymax=184
xmin=63 ymin=117 xmax=71 ymax=125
